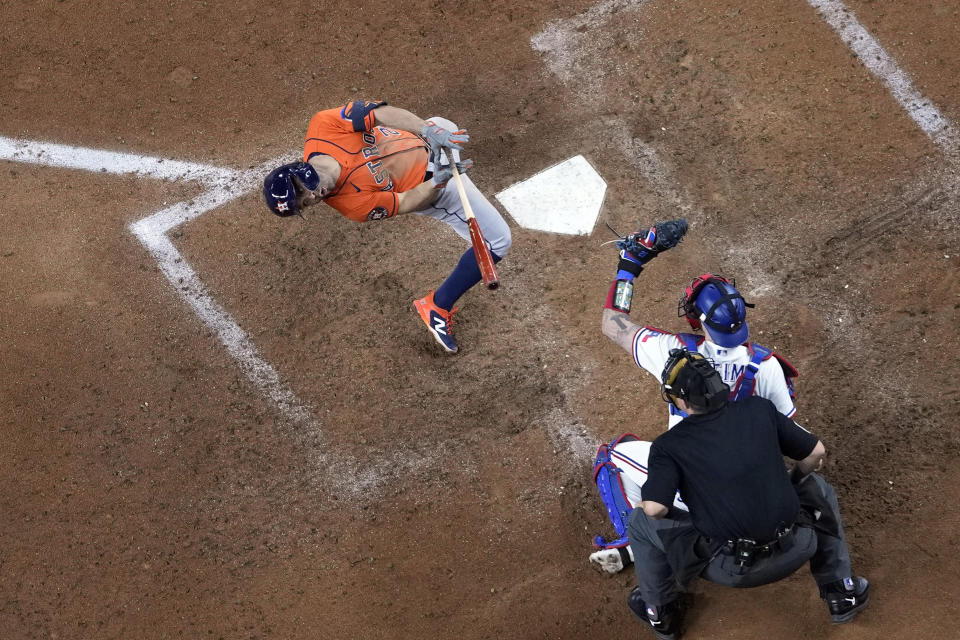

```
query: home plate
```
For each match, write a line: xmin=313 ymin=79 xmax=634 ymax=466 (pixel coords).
xmin=496 ymin=155 xmax=606 ymax=235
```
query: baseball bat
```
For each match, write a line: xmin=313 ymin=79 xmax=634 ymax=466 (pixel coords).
xmin=446 ymin=152 xmax=500 ymax=290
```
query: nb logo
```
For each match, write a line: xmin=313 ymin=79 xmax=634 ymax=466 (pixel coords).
xmin=432 ymin=316 xmax=447 ymax=335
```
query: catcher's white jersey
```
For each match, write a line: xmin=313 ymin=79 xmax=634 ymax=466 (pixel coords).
xmin=631 ymin=327 xmax=796 ymax=428
xmin=612 ymin=438 xmax=689 ymax=511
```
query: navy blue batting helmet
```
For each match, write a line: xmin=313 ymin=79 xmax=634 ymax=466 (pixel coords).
xmin=262 ymin=162 xmax=321 ymax=217
xmin=678 ymin=274 xmax=755 ymax=348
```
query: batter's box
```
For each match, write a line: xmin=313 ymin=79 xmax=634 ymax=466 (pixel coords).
xmin=0 ymin=135 xmax=442 ymax=500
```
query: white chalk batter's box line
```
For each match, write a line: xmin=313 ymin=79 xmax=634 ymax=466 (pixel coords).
xmin=0 ymin=0 xmax=955 ymax=486
xmin=535 ymin=0 xmax=959 ymax=155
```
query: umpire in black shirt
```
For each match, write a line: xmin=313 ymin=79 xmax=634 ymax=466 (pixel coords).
xmin=628 ymin=349 xmax=869 ymax=640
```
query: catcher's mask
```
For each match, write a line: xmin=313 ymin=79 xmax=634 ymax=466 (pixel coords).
xmin=678 ymin=274 xmax=755 ymax=348
xmin=262 ymin=162 xmax=321 ymax=218
xmin=660 ymin=349 xmax=729 ymax=413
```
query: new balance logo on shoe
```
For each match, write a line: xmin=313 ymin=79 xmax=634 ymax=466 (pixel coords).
xmin=414 ymin=292 xmax=459 ymax=354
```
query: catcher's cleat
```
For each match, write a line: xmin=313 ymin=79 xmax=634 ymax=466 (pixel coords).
xmin=414 ymin=291 xmax=459 ymax=354
xmin=821 ymin=576 xmax=870 ymax=624
xmin=589 ymin=546 xmax=631 ymax=574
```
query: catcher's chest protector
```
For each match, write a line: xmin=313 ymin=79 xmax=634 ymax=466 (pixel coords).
xmin=677 ymin=333 xmax=799 ymax=402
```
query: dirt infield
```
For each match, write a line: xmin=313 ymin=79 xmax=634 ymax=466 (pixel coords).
xmin=3 ymin=1 xmax=959 ymax=639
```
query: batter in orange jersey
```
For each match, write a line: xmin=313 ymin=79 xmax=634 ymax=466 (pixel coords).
xmin=262 ymin=100 xmax=512 ymax=354
xmin=303 ymin=101 xmax=430 ymax=221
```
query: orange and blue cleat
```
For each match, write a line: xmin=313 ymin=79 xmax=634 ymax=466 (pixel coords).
xmin=414 ymin=291 xmax=459 ymax=354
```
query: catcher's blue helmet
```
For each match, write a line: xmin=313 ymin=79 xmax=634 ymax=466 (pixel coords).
xmin=262 ymin=162 xmax=321 ymax=217
xmin=679 ymin=274 xmax=754 ymax=348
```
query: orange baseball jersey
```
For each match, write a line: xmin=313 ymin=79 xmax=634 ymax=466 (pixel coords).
xmin=303 ymin=101 xmax=429 ymax=222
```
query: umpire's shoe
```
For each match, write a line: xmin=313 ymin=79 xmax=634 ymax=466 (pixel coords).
xmin=414 ymin=291 xmax=459 ymax=353
xmin=627 ymin=587 xmax=684 ymax=640
xmin=821 ymin=576 xmax=870 ymax=624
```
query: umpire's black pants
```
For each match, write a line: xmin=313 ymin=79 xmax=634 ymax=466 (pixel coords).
xmin=627 ymin=473 xmax=854 ymax=606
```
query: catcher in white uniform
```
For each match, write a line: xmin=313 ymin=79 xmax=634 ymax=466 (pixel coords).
xmin=590 ymin=219 xmax=799 ymax=574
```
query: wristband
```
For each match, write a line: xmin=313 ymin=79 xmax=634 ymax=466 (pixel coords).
xmin=617 ymin=258 xmax=643 ymax=280
xmin=604 ymin=280 xmax=618 ymax=310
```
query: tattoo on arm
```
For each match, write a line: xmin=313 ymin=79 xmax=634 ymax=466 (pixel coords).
xmin=603 ymin=309 xmax=641 ymax=353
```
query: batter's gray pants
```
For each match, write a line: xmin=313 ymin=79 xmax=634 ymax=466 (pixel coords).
xmin=415 ymin=116 xmax=512 ymax=257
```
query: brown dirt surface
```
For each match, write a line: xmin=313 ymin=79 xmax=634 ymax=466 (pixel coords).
xmin=3 ymin=1 xmax=959 ymax=639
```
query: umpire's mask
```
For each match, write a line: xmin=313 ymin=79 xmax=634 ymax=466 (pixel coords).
xmin=660 ymin=349 xmax=730 ymax=413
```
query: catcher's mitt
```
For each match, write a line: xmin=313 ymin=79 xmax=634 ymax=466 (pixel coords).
xmin=616 ymin=218 xmax=688 ymax=262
